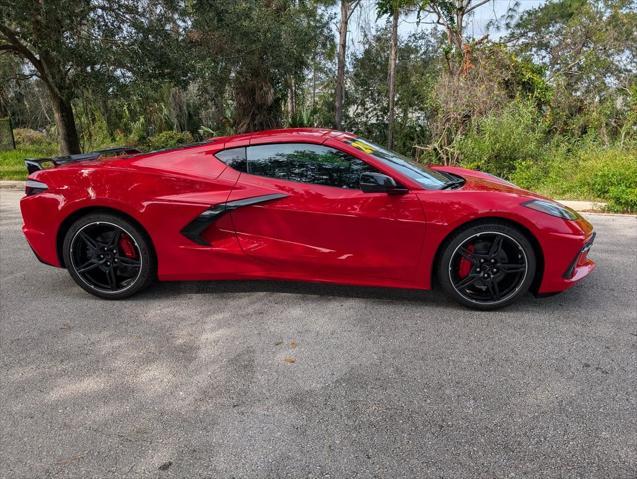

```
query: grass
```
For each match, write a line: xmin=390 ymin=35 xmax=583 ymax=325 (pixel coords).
xmin=0 ymin=146 xmax=58 ymax=180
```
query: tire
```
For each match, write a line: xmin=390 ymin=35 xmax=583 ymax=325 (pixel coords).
xmin=62 ymin=213 xmax=155 ymax=299
xmin=437 ymin=223 xmax=536 ymax=310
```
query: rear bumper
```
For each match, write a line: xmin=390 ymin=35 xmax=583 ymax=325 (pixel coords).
xmin=24 ymin=232 xmax=60 ymax=267
xmin=20 ymin=193 xmax=63 ymax=267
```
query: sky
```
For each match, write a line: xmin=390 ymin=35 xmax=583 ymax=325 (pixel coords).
xmin=346 ymin=0 xmax=546 ymax=51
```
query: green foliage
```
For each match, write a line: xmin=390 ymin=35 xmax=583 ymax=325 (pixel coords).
xmin=1 ymin=0 xmax=187 ymax=153
xmin=604 ymin=185 xmax=637 ymax=213
xmin=145 ymin=131 xmax=194 ymax=151
xmin=508 ymin=0 xmax=637 ymax=139
xmin=0 ymin=146 xmax=58 ymax=180
xmin=13 ymin=128 xmax=55 ymax=149
xmin=189 ymin=0 xmax=333 ymax=133
xmin=344 ymin=29 xmax=437 ymax=155
xmin=512 ymin=142 xmax=637 ymax=212
xmin=425 ymin=43 xmax=553 ymax=165
xmin=455 ymin=101 xmax=546 ymax=178
xmin=587 ymin=152 xmax=637 ymax=212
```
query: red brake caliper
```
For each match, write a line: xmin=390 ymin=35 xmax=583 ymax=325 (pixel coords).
xmin=118 ymin=234 xmax=137 ymax=258
xmin=458 ymin=244 xmax=474 ymax=279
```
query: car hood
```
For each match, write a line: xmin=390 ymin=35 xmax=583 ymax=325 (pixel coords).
xmin=431 ymin=165 xmax=546 ymax=199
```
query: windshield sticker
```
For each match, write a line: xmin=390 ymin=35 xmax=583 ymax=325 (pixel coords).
xmin=348 ymin=139 xmax=375 ymax=154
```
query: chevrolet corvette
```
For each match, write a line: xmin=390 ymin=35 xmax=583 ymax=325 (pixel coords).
xmin=20 ymin=128 xmax=595 ymax=309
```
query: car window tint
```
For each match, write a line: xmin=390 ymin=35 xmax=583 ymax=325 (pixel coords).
xmin=246 ymin=143 xmax=378 ymax=189
xmin=215 ymin=147 xmax=247 ymax=172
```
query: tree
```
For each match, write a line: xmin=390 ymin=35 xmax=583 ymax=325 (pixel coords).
xmin=345 ymin=29 xmax=437 ymax=153
xmin=335 ymin=0 xmax=361 ymax=129
xmin=0 ymin=0 xmax=182 ymax=154
xmin=387 ymin=9 xmax=399 ymax=148
xmin=189 ymin=0 xmax=331 ymax=133
xmin=377 ymin=1 xmax=401 ymax=148
xmin=507 ymin=0 xmax=637 ymax=139
xmin=416 ymin=0 xmax=492 ymax=75
xmin=377 ymin=0 xmax=417 ymax=148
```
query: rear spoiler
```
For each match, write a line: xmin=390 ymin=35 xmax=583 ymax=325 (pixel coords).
xmin=25 ymin=146 xmax=141 ymax=174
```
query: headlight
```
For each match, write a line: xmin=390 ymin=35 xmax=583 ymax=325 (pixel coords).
xmin=522 ymin=199 xmax=580 ymax=220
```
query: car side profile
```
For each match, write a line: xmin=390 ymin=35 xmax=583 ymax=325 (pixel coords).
xmin=20 ymin=128 xmax=595 ymax=309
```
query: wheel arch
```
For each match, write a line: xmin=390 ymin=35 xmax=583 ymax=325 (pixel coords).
xmin=56 ymin=206 xmax=157 ymax=268
xmin=430 ymin=216 xmax=545 ymax=294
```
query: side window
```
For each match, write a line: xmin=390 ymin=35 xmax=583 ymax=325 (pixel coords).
xmin=246 ymin=143 xmax=378 ymax=189
xmin=215 ymin=147 xmax=247 ymax=172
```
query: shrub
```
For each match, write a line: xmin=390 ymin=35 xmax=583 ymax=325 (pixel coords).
xmin=455 ymin=101 xmax=546 ymax=178
xmin=13 ymin=128 xmax=56 ymax=149
xmin=605 ymin=185 xmax=637 ymax=212
xmin=510 ymin=159 xmax=545 ymax=190
xmin=145 ymin=130 xmax=194 ymax=150
xmin=511 ymin=142 xmax=637 ymax=213
xmin=585 ymin=149 xmax=637 ymax=212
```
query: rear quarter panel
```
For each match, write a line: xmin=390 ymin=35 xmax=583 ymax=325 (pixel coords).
xmin=21 ymin=144 xmax=240 ymax=275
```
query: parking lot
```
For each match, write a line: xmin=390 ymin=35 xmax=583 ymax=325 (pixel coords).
xmin=1 ymin=189 xmax=636 ymax=478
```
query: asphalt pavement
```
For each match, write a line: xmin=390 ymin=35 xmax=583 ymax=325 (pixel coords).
xmin=1 ymin=189 xmax=636 ymax=478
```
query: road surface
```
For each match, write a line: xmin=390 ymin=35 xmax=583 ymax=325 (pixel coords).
xmin=1 ymin=189 xmax=636 ymax=478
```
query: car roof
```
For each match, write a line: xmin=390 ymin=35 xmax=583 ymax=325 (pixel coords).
xmin=209 ymin=127 xmax=354 ymax=145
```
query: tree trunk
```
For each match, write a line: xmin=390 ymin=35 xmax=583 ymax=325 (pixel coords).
xmin=99 ymin=97 xmax=115 ymax=141
xmin=287 ymin=76 xmax=296 ymax=121
xmin=312 ymin=50 xmax=317 ymax=111
xmin=335 ymin=0 xmax=349 ymax=130
xmin=49 ymin=91 xmax=81 ymax=155
xmin=234 ymin=73 xmax=280 ymax=133
xmin=387 ymin=9 xmax=399 ymax=149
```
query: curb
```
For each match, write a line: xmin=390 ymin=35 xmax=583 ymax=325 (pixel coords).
xmin=558 ymin=200 xmax=608 ymax=213
xmin=0 ymin=180 xmax=24 ymax=190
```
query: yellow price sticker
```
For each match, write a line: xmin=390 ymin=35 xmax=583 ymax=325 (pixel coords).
xmin=349 ymin=140 xmax=375 ymax=154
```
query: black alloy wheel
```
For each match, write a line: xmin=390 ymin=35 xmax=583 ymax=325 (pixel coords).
xmin=63 ymin=213 xmax=155 ymax=299
xmin=438 ymin=223 xmax=536 ymax=310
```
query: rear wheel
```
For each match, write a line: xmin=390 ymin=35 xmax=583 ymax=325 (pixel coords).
xmin=62 ymin=213 xmax=155 ymax=299
xmin=437 ymin=223 xmax=536 ymax=310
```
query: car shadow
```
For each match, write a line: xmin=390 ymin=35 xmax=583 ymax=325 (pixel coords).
xmin=135 ymin=278 xmax=455 ymax=306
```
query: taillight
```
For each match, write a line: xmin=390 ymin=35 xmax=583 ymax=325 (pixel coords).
xmin=25 ymin=180 xmax=48 ymax=196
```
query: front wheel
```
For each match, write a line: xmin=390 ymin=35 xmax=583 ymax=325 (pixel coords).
xmin=437 ymin=224 xmax=536 ymax=310
xmin=62 ymin=213 xmax=155 ymax=299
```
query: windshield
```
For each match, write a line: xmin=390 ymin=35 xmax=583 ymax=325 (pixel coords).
xmin=344 ymin=138 xmax=450 ymax=189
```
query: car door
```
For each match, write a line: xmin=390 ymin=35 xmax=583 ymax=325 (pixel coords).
xmin=224 ymin=142 xmax=428 ymax=288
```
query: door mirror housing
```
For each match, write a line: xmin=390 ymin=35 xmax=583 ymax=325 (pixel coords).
xmin=360 ymin=172 xmax=408 ymax=195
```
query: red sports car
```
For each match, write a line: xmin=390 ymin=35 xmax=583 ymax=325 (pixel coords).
xmin=20 ymin=128 xmax=595 ymax=309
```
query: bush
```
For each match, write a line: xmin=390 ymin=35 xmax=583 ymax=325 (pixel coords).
xmin=145 ymin=130 xmax=193 ymax=151
xmin=13 ymin=128 xmax=56 ymax=149
xmin=455 ymin=101 xmax=546 ymax=178
xmin=511 ymin=142 xmax=637 ymax=213
xmin=605 ymin=185 xmax=637 ymax=212
xmin=586 ymin=150 xmax=637 ymax=212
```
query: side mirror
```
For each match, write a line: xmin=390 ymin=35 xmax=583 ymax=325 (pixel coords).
xmin=360 ymin=172 xmax=408 ymax=195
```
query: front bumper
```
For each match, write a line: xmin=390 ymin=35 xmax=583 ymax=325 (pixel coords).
xmin=538 ymin=225 xmax=596 ymax=294
xmin=563 ymin=232 xmax=595 ymax=280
